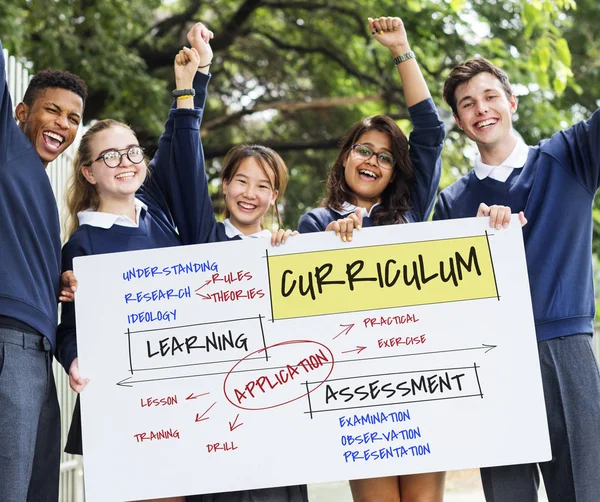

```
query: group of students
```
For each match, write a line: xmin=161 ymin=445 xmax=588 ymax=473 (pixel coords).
xmin=1 ymin=13 xmax=600 ymax=502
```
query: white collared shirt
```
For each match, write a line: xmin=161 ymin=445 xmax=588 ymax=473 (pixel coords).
xmin=77 ymin=198 xmax=148 ymax=229
xmin=223 ymin=218 xmax=272 ymax=240
xmin=333 ymin=201 xmax=381 ymax=218
xmin=474 ymin=138 xmax=530 ymax=182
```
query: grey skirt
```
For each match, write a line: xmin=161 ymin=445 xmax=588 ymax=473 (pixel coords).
xmin=186 ymin=486 xmax=308 ymax=502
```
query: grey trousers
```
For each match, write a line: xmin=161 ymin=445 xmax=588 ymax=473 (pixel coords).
xmin=481 ymin=334 xmax=600 ymax=502
xmin=0 ymin=328 xmax=60 ymax=502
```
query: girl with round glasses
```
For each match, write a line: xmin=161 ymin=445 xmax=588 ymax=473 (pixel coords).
xmin=299 ymin=16 xmax=444 ymax=247
xmin=56 ymin=22 xmax=302 ymax=502
xmin=55 ymin=24 xmax=214 ymax=502
xmin=298 ymin=16 xmax=446 ymax=502
xmin=93 ymin=145 xmax=146 ymax=168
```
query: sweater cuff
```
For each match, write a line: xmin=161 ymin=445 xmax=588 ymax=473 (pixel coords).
xmin=408 ymin=97 xmax=436 ymax=116
xmin=193 ymin=71 xmax=211 ymax=91
xmin=408 ymin=97 xmax=445 ymax=143
xmin=170 ymin=108 xmax=202 ymax=130
xmin=63 ymin=348 xmax=78 ymax=375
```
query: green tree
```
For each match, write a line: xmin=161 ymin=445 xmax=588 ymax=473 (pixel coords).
xmin=0 ymin=0 xmax=580 ymax=228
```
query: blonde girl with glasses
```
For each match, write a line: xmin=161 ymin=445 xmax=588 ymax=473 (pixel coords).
xmin=56 ymin=20 xmax=301 ymax=502
xmin=298 ymin=16 xmax=446 ymax=502
xmin=55 ymin=23 xmax=214 ymax=502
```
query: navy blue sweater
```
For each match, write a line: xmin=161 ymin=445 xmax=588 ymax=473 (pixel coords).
xmin=298 ymin=98 xmax=444 ymax=232
xmin=434 ymin=110 xmax=600 ymax=342
xmin=148 ymin=74 xmax=232 ymax=247
xmin=56 ymin=78 xmax=209 ymax=372
xmin=0 ymin=40 xmax=61 ymax=344
xmin=165 ymin=117 xmax=234 ymax=245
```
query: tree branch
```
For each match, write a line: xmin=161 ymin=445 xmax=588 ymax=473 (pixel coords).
xmin=202 ymin=94 xmax=383 ymax=131
xmin=257 ymin=31 xmax=380 ymax=87
xmin=132 ymin=0 xmax=261 ymax=71
xmin=204 ymin=137 xmax=342 ymax=159
xmin=262 ymin=1 xmax=365 ymax=31
xmin=212 ymin=0 xmax=264 ymax=51
xmin=151 ymin=0 xmax=202 ymax=39
xmin=130 ymin=0 xmax=201 ymax=48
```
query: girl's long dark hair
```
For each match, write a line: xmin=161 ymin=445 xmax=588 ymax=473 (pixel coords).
xmin=321 ymin=115 xmax=414 ymax=226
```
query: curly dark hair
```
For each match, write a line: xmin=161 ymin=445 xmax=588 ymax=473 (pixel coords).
xmin=321 ymin=115 xmax=414 ymax=226
xmin=23 ymin=69 xmax=88 ymax=109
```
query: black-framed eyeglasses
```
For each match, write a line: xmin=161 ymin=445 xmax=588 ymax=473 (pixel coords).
xmin=351 ymin=143 xmax=395 ymax=170
xmin=94 ymin=146 xmax=145 ymax=168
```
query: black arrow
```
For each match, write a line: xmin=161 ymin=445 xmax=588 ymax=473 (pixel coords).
xmin=115 ymin=343 xmax=497 ymax=387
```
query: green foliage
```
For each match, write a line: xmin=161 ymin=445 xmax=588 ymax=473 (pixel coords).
xmin=1 ymin=0 xmax=590 ymax=234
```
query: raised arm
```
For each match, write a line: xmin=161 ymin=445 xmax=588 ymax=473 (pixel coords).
xmin=369 ymin=17 xmax=430 ymax=106
xmin=167 ymin=23 xmax=220 ymax=244
xmin=558 ymin=108 xmax=600 ymax=193
xmin=0 ymin=40 xmax=20 ymax=165
xmin=370 ymin=17 xmax=443 ymax=221
xmin=143 ymin=23 xmax=218 ymax=244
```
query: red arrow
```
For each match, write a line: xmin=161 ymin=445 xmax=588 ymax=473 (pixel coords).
xmin=195 ymin=402 xmax=216 ymax=422
xmin=229 ymin=414 xmax=244 ymax=432
xmin=197 ymin=293 xmax=212 ymax=300
xmin=341 ymin=345 xmax=367 ymax=355
xmin=194 ymin=279 xmax=212 ymax=294
xmin=186 ymin=392 xmax=210 ymax=401
xmin=333 ymin=323 xmax=355 ymax=340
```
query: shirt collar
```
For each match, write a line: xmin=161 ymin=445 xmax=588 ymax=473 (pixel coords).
xmin=474 ymin=138 xmax=529 ymax=181
xmin=223 ymin=219 xmax=272 ymax=240
xmin=77 ymin=198 xmax=148 ymax=229
xmin=331 ymin=201 xmax=380 ymax=218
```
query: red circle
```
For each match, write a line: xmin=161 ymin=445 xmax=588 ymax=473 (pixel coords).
xmin=223 ymin=340 xmax=335 ymax=410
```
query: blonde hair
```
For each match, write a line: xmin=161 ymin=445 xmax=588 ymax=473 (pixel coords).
xmin=221 ymin=144 xmax=289 ymax=228
xmin=64 ymin=119 xmax=138 ymax=237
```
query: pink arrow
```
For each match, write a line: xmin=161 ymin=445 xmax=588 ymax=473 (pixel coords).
xmin=229 ymin=414 xmax=244 ymax=432
xmin=186 ymin=392 xmax=210 ymax=401
xmin=333 ymin=323 xmax=355 ymax=340
xmin=195 ymin=402 xmax=216 ymax=422
xmin=341 ymin=345 xmax=367 ymax=355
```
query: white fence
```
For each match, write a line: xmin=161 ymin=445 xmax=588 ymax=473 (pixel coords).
xmin=3 ymin=46 xmax=85 ymax=502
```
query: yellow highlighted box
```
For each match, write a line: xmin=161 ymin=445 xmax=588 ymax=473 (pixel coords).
xmin=268 ymin=236 xmax=497 ymax=320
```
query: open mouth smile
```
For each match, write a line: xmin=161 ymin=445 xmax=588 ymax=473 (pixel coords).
xmin=357 ymin=168 xmax=381 ymax=182
xmin=238 ymin=201 xmax=257 ymax=211
xmin=475 ymin=118 xmax=498 ymax=129
xmin=42 ymin=131 xmax=66 ymax=151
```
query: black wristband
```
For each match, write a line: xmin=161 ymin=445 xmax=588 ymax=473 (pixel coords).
xmin=198 ymin=61 xmax=212 ymax=68
xmin=172 ymin=88 xmax=196 ymax=98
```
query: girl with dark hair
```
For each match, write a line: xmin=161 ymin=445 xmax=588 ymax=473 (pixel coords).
xmin=191 ymin=142 xmax=295 ymax=245
xmin=298 ymin=16 xmax=446 ymax=502
xmin=299 ymin=16 xmax=444 ymax=244
xmin=182 ymin=95 xmax=307 ymax=502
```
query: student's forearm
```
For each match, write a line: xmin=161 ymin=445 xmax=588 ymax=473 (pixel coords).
xmin=390 ymin=43 xmax=431 ymax=107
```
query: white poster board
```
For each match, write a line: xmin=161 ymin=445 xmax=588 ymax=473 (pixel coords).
xmin=73 ymin=216 xmax=550 ymax=501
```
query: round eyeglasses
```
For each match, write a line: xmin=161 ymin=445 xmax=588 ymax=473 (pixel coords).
xmin=351 ymin=144 xmax=395 ymax=169
xmin=94 ymin=146 xmax=145 ymax=168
